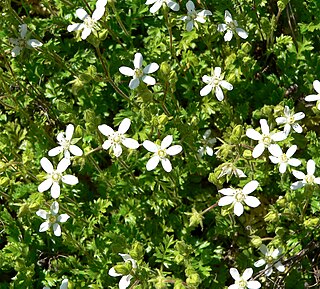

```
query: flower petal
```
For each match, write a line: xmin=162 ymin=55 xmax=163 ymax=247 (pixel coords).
xmin=161 ymin=135 xmax=173 ymax=149
xmin=220 ymin=80 xmax=233 ymax=91
xmin=146 ymin=155 xmax=160 ymax=171
xmin=244 ymin=196 xmax=260 ymax=208
xmin=119 ymin=274 xmax=132 ymax=289
xmin=200 ymin=84 xmax=213 ymax=96
xmin=57 ymin=214 xmax=70 ymax=223
xmin=98 ymin=124 xmax=114 ymax=136
xmin=292 ymin=170 xmax=305 ymax=180
xmin=108 ymin=267 xmax=122 ymax=277
xmin=186 ymin=0 xmax=195 ymax=12
xmin=268 ymin=144 xmax=282 ymax=157
xmin=53 ymin=223 xmax=62 ymax=236
xmin=62 ymin=175 xmax=78 ymax=185
xmin=76 ymin=8 xmax=89 ymax=20
xmin=41 ymin=157 xmax=54 ymax=174
xmin=166 ymin=145 xmax=182 ymax=156
xmin=247 ymin=280 xmax=261 ymax=289
xmin=215 ymin=86 xmax=224 ymax=101
xmin=92 ymin=6 xmax=105 ymax=21
xmin=271 ymin=131 xmax=287 ymax=141
xmin=234 ymin=202 xmax=244 ymax=216
xmin=279 ymin=163 xmax=287 ymax=173
xmin=150 ymin=0 xmax=162 ymax=13
xmin=243 ymin=268 xmax=253 ymax=280
xmin=290 ymin=181 xmax=304 ymax=190
xmin=252 ymin=143 xmax=265 ymax=158
xmin=51 ymin=201 xmax=59 ymax=215
xmin=51 ymin=182 xmax=61 ymax=199
xmin=224 ymin=29 xmax=233 ymax=41
xmin=102 ymin=139 xmax=112 ymax=151
xmin=219 ymin=188 xmax=235 ymax=196
xmin=286 ymin=145 xmax=297 ymax=158
xmin=269 ymin=156 xmax=280 ymax=164
xmin=57 ymin=158 xmax=70 ymax=173
xmin=122 ymin=138 xmax=140 ymax=149
xmin=254 ymin=259 xmax=266 ymax=267
xmin=167 ymin=0 xmax=179 ymax=11
xmin=67 ymin=23 xmax=85 ymax=32
xmin=142 ymin=75 xmax=156 ymax=85
xmin=118 ymin=118 xmax=131 ymax=134
xmin=119 ymin=66 xmax=134 ymax=77
xmin=313 ymin=80 xmax=320 ymax=93
xmin=113 ymin=144 xmax=123 ymax=157
xmin=236 ymin=27 xmax=248 ymax=39
xmin=20 ymin=24 xmax=28 ymax=38
xmin=292 ymin=123 xmax=302 ymax=133
xmin=48 ymin=146 xmax=63 ymax=157
xmin=229 ymin=268 xmax=240 ymax=281
xmin=246 ymin=128 xmax=262 ymax=141
xmin=274 ymin=261 xmax=285 ymax=272
xmin=143 ymin=140 xmax=158 ymax=152
xmin=307 ymin=159 xmax=316 ymax=175
xmin=260 ymin=119 xmax=269 ymax=135
xmin=305 ymin=94 xmax=320 ymax=102
xmin=81 ymin=27 xmax=92 ymax=39
xmin=134 ymin=53 xmax=143 ymax=69
xmin=218 ymin=196 xmax=234 ymax=206
xmin=36 ymin=209 xmax=48 ymax=220
xmin=38 ymin=179 xmax=53 ymax=193
xmin=11 ymin=46 xmax=22 ymax=57
xmin=276 ymin=116 xmax=286 ymax=125
xmin=288 ymin=158 xmax=301 ymax=167
xmin=161 ymin=158 xmax=172 ymax=172
xmin=293 ymin=112 xmax=305 ymax=121
xmin=214 ymin=67 xmax=221 ymax=78
xmin=217 ymin=23 xmax=227 ymax=32
xmin=129 ymin=78 xmax=140 ymax=89
xmin=27 ymin=39 xmax=43 ymax=48
xmin=70 ymin=145 xmax=83 ymax=156
xmin=60 ymin=279 xmax=69 ymax=289
xmin=186 ymin=20 xmax=194 ymax=31
xmin=39 ymin=221 xmax=50 ymax=232
xmin=143 ymin=63 xmax=159 ymax=74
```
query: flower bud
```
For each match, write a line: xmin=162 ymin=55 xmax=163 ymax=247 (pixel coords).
xmin=276 ymin=196 xmax=286 ymax=207
xmin=242 ymin=149 xmax=252 ymax=158
xmin=113 ymin=262 xmax=132 ymax=275
xmin=303 ymin=217 xmax=319 ymax=228
xmin=129 ymin=242 xmax=144 ymax=260
xmin=264 ymin=211 xmax=278 ymax=222
xmin=250 ymin=236 xmax=262 ymax=248
xmin=186 ymin=273 xmax=201 ymax=286
xmin=187 ymin=208 xmax=204 ymax=229
xmin=230 ymin=125 xmax=243 ymax=143
xmin=160 ymin=62 xmax=171 ymax=76
xmin=174 ymin=254 xmax=184 ymax=264
xmin=158 ymin=114 xmax=169 ymax=126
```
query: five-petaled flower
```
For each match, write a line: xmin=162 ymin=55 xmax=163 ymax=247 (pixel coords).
xmin=119 ymin=53 xmax=159 ymax=90
xmin=143 ymin=135 xmax=182 ymax=172
xmin=254 ymin=244 xmax=285 ymax=276
xmin=48 ymin=124 xmax=83 ymax=159
xmin=228 ymin=267 xmax=261 ymax=289
xmin=269 ymin=144 xmax=301 ymax=174
xmin=109 ymin=253 xmax=137 ymax=289
xmin=276 ymin=106 xmax=305 ymax=135
xmin=36 ymin=202 xmax=70 ymax=237
xmin=180 ymin=1 xmax=212 ymax=31
xmin=217 ymin=10 xmax=248 ymax=42
xmin=305 ymin=80 xmax=320 ymax=110
xmin=218 ymin=180 xmax=260 ymax=216
xmin=145 ymin=0 xmax=179 ymax=14
xmin=9 ymin=24 xmax=43 ymax=57
xmin=67 ymin=0 xmax=107 ymax=40
xmin=200 ymin=67 xmax=233 ymax=101
xmin=218 ymin=163 xmax=246 ymax=179
xmin=98 ymin=118 xmax=140 ymax=157
xmin=198 ymin=129 xmax=216 ymax=157
xmin=246 ymin=119 xmax=287 ymax=158
xmin=290 ymin=159 xmax=320 ymax=190
xmin=43 ymin=279 xmax=68 ymax=289
xmin=38 ymin=157 xmax=79 ymax=199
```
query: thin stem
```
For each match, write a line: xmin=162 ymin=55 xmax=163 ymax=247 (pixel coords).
xmin=110 ymin=2 xmax=129 ymax=36
xmin=202 ymin=203 xmax=218 ymax=215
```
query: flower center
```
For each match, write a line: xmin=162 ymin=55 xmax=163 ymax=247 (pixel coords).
xmin=305 ymin=174 xmax=315 ymax=184
xmin=111 ymin=133 xmax=123 ymax=144
xmin=49 ymin=215 xmax=57 ymax=224
xmin=60 ymin=138 xmax=71 ymax=150
xmin=267 ymin=255 xmax=274 ymax=264
xmin=84 ymin=16 xmax=95 ymax=29
xmin=158 ymin=149 xmax=167 ymax=158
xmin=227 ymin=21 xmax=237 ymax=30
xmin=262 ymin=134 xmax=271 ymax=146
xmin=51 ymin=172 xmax=61 ymax=182
xmin=234 ymin=189 xmax=245 ymax=202
xmin=280 ymin=153 xmax=288 ymax=163
xmin=19 ymin=38 xmax=27 ymax=47
xmin=287 ymin=116 xmax=295 ymax=124
xmin=189 ymin=10 xmax=197 ymax=20
xmin=236 ymin=278 xmax=247 ymax=289
xmin=210 ymin=77 xmax=220 ymax=87
xmin=134 ymin=68 xmax=144 ymax=78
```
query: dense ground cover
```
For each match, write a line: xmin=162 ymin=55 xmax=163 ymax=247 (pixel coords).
xmin=0 ymin=0 xmax=320 ymax=288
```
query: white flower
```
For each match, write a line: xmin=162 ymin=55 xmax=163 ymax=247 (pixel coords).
xmin=143 ymin=135 xmax=182 ymax=172
xmin=218 ymin=180 xmax=260 ymax=217
xmin=275 ymin=106 xmax=305 ymax=135
xmin=9 ymin=24 xmax=43 ymax=57
xmin=228 ymin=268 xmax=261 ymax=289
xmin=269 ymin=144 xmax=301 ymax=174
xmin=180 ymin=1 xmax=212 ymax=31
xmin=38 ymin=157 xmax=79 ymax=199
xmin=98 ymin=118 xmax=139 ymax=157
xmin=43 ymin=279 xmax=68 ymax=289
xmin=48 ymin=124 xmax=83 ymax=159
xmin=67 ymin=0 xmax=107 ymax=40
xmin=254 ymin=244 xmax=285 ymax=276
xmin=109 ymin=253 xmax=137 ymax=289
xmin=217 ymin=10 xmax=248 ymax=42
xmin=119 ymin=53 xmax=159 ymax=90
xmin=198 ymin=129 xmax=216 ymax=157
xmin=291 ymin=159 xmax=320 ymax=190
xmin=145 ymin=0 xmax=179 ymax=14
xmin=36 ymin=202 xmax=70 ymax=237
xmin=305 ymin=80 xmax=320 ymax=110
xmin=218 ymin=163 xmax=246 ymax=179
xmin=246 ymin=119 xmax=287 ymax=158
xmin=200 ymin=67 xmax=233 ymax=101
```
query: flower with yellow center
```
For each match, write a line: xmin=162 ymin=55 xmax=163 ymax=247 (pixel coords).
xmin=218 ymin=180 xmax=260 ymax=217
xmin=180 ymin=1 xmax=212 ymax=31
xmin=9 ymin=24 xmax=43 ymax=57
xmin=276 ymin=106 xmax=305 ymax=135
xmin=291 ymin=159 xmax=320 ymax=190
xmin=228 ymin=268 xmax=261 ymax=289
xmin=98 ymin=118 xmax=140 ymax=158
xmin=305 ymin=80 xmax=320 ymax=110
xmin=200 ymin=67 xmax=233 ymax=101
xmin=36 ymin=202 xmax=70 ymax=237
xmin=217 ymin=10 xmax=248 ymax=42
xmin=143 ymin=135 xmax=182 ymax=172
xmin=246 ymin=119 xmax=287 ymax=158
xmin=269 ymin=144 xmax=301 ymax=174
xmin=145 ymin=0 xmax=179 ymax=14
xmin=119 ymin=53 xmax=159 ymax=90
xmin=48 ymin=124 xmax=83 ymax=159
xmin=254 ymin=244 xmax=285 ymax=276
xmin=67 ymin=0 xmax=107 ymax=40
xmin=38 ymin=157 xmax=79 ymax=199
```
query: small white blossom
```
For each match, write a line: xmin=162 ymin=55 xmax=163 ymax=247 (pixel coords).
xmin=145 ymin=0 xmax=179 ymax=14
xmin=98 ymin=118 xmax=139 ymax=157
xmin=254 ymin=244 xmax=285 ymax=276
xmin=291 ymin=159 xmax=320 ymax=190
xmin=109 ymin=253 xmax=137 ymax=289
xmin=119 ymin=53 xmax=159 ymax=90
xmin=217 ymin=10 xmax=248 ymax=42
xmin=228 ymin=268 xmax=261 ymax=289
xmin=276 ymin=106 xmax=305 ymax=135
xmin=38 ymin=157 xmax=79 ymax=199
xmin=48 ymin=124 xmax=83 ymax=159
xmin=180 ymin=1 xmax=212 ymax=31
xmin=269 ymin=144 xmax=301 ymax=174
xmin=218 ymin=163 xmax=246 ymax=179
xmin=67 ymin=0 xmax=107 ymax=40
xmin=246 ymin=119 xmax=287 ymax=158
xmin=9 ymin=24 xmax=43 ymax=57
xmin=200 ymin=67 xmax=233 ymax=101
xmin=43 ymin=279 xmax=68 ymax=289
xmin=143 ymin=135 xmax=182 ymax=172
xmin=218 ymin=180 xmax=260 ymax=217
xmin=36 ymin=202 xmax=70 ymax=237
xmin=305 ymin=80 xmax=320 ymax=110
xmin=198 ymin=129 xmax=216 ymax=157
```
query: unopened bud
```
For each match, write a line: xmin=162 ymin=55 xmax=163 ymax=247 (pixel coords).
xmin=129 ymin=242 xmax=144 ymax=260
xmin=250 ymin=236 xmax=262 ymax=248
xmin=187 ymin=208 xmax=204 ymax=229
xmin=186 ymin=273 xmax=201 ymax=286
xmin=304 ymin=217 xmax=319 ymax=228
xmin=113 ymin=262 xmax=132 ymax=275
xmin=243 ymin=149 xmax=252 ymax=158
xmin=264 ymin=211 xmax=278 ymax=222
xmin=230 ymin=125 xmax=243 ymax=143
